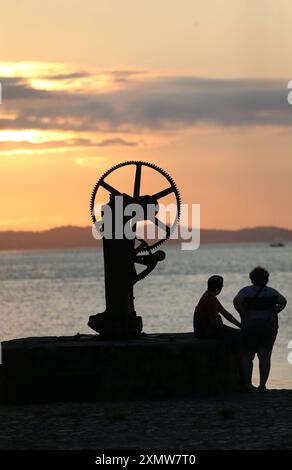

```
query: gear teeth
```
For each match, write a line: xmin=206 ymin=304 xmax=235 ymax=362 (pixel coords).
xmin=90 ymin=160 xmax=181 ymax=253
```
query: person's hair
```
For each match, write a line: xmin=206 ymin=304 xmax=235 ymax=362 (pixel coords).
xmin=207 ymin=275 xmax=224 ymax=291
xmin=249 ymin=266 xmax=269 ymax=286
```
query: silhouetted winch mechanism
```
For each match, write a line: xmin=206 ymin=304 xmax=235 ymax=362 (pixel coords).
xmin=88 ymin=161 xmax=181 ymax=337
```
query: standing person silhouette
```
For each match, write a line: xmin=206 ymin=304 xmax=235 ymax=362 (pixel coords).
xmin=233 ymin=267 xmax=287 ymax=391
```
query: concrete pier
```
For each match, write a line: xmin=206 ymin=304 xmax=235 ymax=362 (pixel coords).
xmin=0 ymin=333 xmax=238 ymax=401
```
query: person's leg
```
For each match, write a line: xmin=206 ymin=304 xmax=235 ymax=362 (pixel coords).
xmin=241 ymin=349 xmax=255 ymax=389
xmin=257 ymin=328 xmax=277 ymax=390
xmin=257 ymin=347 xmax=273 ymax=390
xmin=240 ymin=327 xmax=257 ymax=389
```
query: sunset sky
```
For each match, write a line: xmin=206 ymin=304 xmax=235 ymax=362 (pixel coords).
xmin=1 ymin=0 xmax=292 ymax=231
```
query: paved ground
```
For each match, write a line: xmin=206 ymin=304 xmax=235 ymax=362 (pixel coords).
xmin=0 ymin=390 xmax=291 ymax=450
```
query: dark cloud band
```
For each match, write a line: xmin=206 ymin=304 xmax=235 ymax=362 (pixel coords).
xmin=0 ymin=74 xmax=291 ymax=135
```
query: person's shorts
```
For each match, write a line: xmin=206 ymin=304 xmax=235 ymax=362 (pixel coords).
xmin=241 ymin=324 xmax=277 ymax=353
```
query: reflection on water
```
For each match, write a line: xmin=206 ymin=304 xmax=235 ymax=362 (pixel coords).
xmin=0 ymin=243 xmax=291 ymax=388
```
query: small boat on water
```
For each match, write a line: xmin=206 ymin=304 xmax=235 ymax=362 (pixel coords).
xmin=270 ymin=242 xmax=285 ymax=247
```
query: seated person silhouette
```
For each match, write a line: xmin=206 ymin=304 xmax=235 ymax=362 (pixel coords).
xmin=233 ymin=267 xmax=287 ymax=391
xmin=194 ymin=275 xmax=241 ymax=353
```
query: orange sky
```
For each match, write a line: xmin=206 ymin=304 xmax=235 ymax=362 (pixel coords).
xmin=1 ymin=1 xmax=292 ymax=231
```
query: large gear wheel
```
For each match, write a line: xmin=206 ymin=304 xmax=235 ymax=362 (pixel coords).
xmin=90 ymin=160 xmax=181 ymax=252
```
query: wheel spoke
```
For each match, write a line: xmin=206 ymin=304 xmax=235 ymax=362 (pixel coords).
xmin=133 ymin=163 xmax=142 ymax=198
xmin=134 ymin=239 xmax=146 ymax=254
xmin=100 ymin=180 xmax=121 ymax=195
xmin=154 ymin=217 xmax=170 ymax=236
xmin=152 ymin=186 xmax=174 ymax=200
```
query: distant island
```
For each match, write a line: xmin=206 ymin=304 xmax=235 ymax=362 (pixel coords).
xmin=0 ymin=225 xmax=291 ymax=251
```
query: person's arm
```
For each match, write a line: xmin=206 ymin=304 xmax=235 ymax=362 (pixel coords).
xmin=274 ymin=294 xmax=287 ymax=314
xmin=208 ymin=311 xmax=223 ymax=327
xmin=220 ymin=307 xmax=241 ymax=328
xmin=233 ymin=291 xmax=245 ymax=317
xmin=233 ymin=297 xmax=243 ymax=315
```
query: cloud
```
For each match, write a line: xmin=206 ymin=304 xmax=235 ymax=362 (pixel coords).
xmin=1 ymin=68 xmax=292 ymax=140
xmin=45 ymin=72 xmax=90 ymax=81
xmin=2 ymin=77 xmax=49 ymax=100
xmin=0 ymin=137 xmax=138 ymax=151
xmin=95 ymin=138 xmax=137 ymax=147
xmin=107 ymin=69 xmax=148 ymax=82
